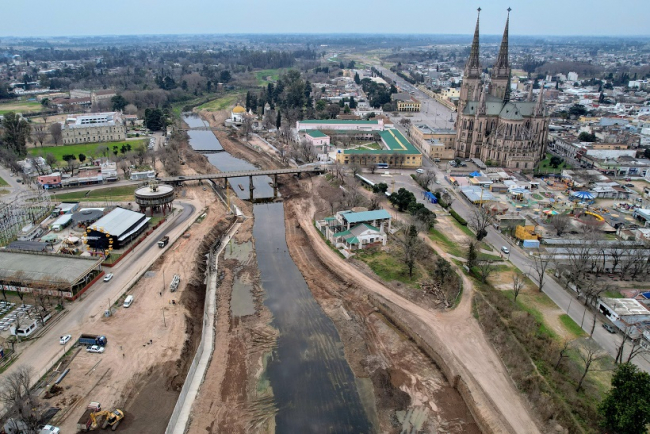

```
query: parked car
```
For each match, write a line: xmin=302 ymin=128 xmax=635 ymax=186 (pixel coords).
xmin=602 ymin=323 xmax=617 ymax=334
xmin=103 ymin=273 xmax=114 ymax=282
xmin=625 ymin=178 xmax=632 ymax=182
xmin=415 ymin=169 xmax=425 ymax=174
xmin=501 ymin=246 xmax=510 ymax=255
xmin=60 ymin=334 xmax=71 ymax=345
xmin=625 ymin=183 xmax=635 ymax=188
xmin=87 ymin=345 xmax=105 ymax=353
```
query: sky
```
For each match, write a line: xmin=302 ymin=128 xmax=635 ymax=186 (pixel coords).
xmin=2 ymin=0 xmax=650 ymax=38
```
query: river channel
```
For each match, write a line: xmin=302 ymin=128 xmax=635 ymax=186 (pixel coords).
xmin=183 ymin=114 xmax=371 ymax=432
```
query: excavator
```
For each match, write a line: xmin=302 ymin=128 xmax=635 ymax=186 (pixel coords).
xmin=89 ymin=408 xmax=125 ymax=431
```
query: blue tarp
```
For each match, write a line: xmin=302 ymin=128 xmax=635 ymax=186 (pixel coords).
xmin=469 ymin=171 xmax=481 ymax=177
xmin=423 ymin=191 xmax=438 ymax=203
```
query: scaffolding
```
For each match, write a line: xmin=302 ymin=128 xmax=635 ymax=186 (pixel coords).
xmin=0 ymin=188 xmax=53 ymax=246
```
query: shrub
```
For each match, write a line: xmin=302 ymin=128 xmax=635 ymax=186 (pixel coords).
xmin=450 ymin=208 xmax=467 ymax=225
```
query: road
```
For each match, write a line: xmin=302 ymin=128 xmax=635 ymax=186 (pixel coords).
xmin=0 ymin=200 xmax=198 ymax=410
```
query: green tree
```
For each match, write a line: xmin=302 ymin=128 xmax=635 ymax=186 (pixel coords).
xmin=349 ymin=96 xmax=357 ymax=109
xmin=111 ymin=95 xmax=128 ymax=111
xmin=550 ymin=156 xmax=564 ymax=168
xmin=467 ymin=241 xmax=478 ymax=269
xmin=1 ymin=112 xmax=31 ymax=156
xmin=578 ymin=132 xmax=597 ymax=142
xmin=372 ymin=182 xmax=388 ymax=194
xmin=219 ymin=70 xmax=232 ymax=83
xmin=389 ymin=188 xmax=416 ymax=212
xmin=569 ymin=104 xmax=588 ymax=117
xmin=354 ymin=72 xmax=361 ymax=85
xmin=276 ymin=110 xmax=282 ymax=129
xmin=644 ymin=148 xmax=650 ymax=160
xmin=78 ymin=153 xmax=86 ymax=164
xmin=144 ymin=108 xmax=165 ymax=131
xmin=600 ymin=363 xmax=650 ymax=434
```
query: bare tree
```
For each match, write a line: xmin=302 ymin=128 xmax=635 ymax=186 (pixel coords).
xmin=49 ymin=122 xmax=62 ymax=145
xmin=118 ymin=158 xmax=131 ymax=180
xmin=96 ymin=145 xmax=109 ymax=159
xmin=321 ymin=184 xmax=343 ymax=215
xmin=0 ymin=366 xmax=40 ymax=428
xmin=124 ymin=103 xmax=138 ymax=115
xmin=33 ymin=126 xmax=48 ymax=147
xmin=531 ymin=252 xmax=553 ymax=292
xmin=349 ymin=163 xmax=362 ymax=177
xmin=332 ymin=160 xmax=346 ymax=183
xmin=576 ymin=346 xmax=607 ymax=391
xmin=554 ymin=339 xmax=572 ymax=369
xmin=475 ymin=260 xmax=496 ymax=283
xmin=148 ymin=150 xmax=157 ymax=169
xmin=262 ymin=109 xmax=276 ymax=130
xmin=240 ymin=116 xmax=253 ymax=142
xmin=468 ymin=206 xmax=491 ymax=240
xmin=549 ymin=214 xmax=571 ymax=236
xmin=415 ymin=169 xmax=436 ymax=190
xmin=341 ymin=182 xmax=365 ymax=209
xmin=512 ymin=272 xmax=525 ymax=302
xmin=397 ymin=225 xmax=426 ymax=278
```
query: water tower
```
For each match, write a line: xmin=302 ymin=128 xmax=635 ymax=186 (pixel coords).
xmin=134 ymin=181 xmax=175 ymax=216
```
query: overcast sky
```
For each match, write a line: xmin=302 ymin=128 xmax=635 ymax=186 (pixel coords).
xmin=3 ymin=0 xmax=649 ymax=37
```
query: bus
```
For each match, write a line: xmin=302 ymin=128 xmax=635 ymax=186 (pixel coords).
xmin=375 ymin=163 xmax=389 ymax=169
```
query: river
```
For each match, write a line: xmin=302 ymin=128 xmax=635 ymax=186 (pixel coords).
xmin=183 ymin=114 xmax=371 ymax=432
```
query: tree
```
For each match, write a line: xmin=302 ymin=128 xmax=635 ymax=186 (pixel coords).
xmin=415 ymin=170 xmax=436 ymax=190
xmin=33 ymin=125 xmax=47 ymax=147
xmin=512 ymin=272 xmax=525 ymax=302
xmin=398 ymin=225 xmax=426 ymax=278
xmin=275 ymin=110 xmax=282 ymax=129
xmin=78 ymin=153 xmax=86 ymax=164
xmin=549 ymin=155 xmax=564 ymax=168
xmin=468 ymin=207 xmax=490 ymax=240
xmin=399 ymin=117 xmax=412 ymax=128
xmin=349 ymin=163 xmax=362 ymax=177
xmin=531 ymin=252 xmax=552 ymax=292
xmin=0 ymin=366 xmax=41 ymax=432
xmin=600 ymin=363 xmax=650 ymax=434
xmin=45 ymin=153 xmax=57 ymax=170
xmin=554 ymin=340 xmax=572 ymax=370
xmin=124 ymin=103 xmax=138 ymax=115
xmin=389 ymin=188 xmax=416 ymax=212
xmin=576 ymin=345 xmax=607 ymax=392
xmin=475 ymin=260 xmax=496 ymax=283
xmin=111 ymin=95 xmax=128 ymax=111
xmin=549 ymin=213 xmax=571 ymax=236
xmin=240 ymin=116 xmax=253 ymax=142
xmin=49 ymin=122 xmax=62 ymax=145
xmin=578 ymin=131 xmax=597 ymax=142
xmin=354 ymin=72 xmax=361 ymax=85
xmin=467 ymin=240 xmax=478 ymax=269
xmin=144 ymin=108 xmax=165 ymax=131
xmin=1 ymin=112 xmax=31 ymax=156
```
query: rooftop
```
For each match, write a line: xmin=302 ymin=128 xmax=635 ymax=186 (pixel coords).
xmin=342 ymin=129 xmax=420 ymax=155
xmin=601 ymin=297 xmax=650 ymax=316
xmin=340 ymin=209 xmax=391 ymax=223
xmin=89 ymin=207 xmax=146 ymax=236
xmin=306 ymin=130 xmax=327 ymax=138
xmin=300 ymin=119 xmax=379 ymax=125
xmin=0 ymin=251 xmax=102 ymax=286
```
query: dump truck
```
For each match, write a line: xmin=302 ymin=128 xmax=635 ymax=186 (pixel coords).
xmin=78 ymin=334 xmax=107 ymax=347
xmin=158 ymin=235 xmax=170 ymax=248
xmin=76 ymin=402 xmax=101 ymax=432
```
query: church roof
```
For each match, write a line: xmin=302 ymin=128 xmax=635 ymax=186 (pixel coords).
xmin=462 ymin=97 xmax=537 ymax=120
xmin=232 ymin=105 xmax=245 ymax=113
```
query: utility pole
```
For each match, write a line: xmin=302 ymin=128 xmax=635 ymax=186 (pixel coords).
xmin=162 ymin=270 xmax=165 ymax=293
xmin=162 ymin=308 xmax=166 ymax=327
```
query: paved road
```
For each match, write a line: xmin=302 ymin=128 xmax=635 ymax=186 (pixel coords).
xmin=0 ymin=201 xmax=198 ymax=411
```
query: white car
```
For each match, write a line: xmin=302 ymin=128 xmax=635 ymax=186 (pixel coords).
xmin=103 ymin=273 xmax=114 ymax=282
xmin=59 ymin=334 xmax=71 ymax=345
xmin=416 ymin=169 xmax=425 ymax=174
xmin=87 ymin=345 xmax=105 ymax=354
xmin=501 ymin=246 xmax=510 ymax=255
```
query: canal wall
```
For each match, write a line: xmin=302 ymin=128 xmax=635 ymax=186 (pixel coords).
xmin=368 ymin=294 xmax=516 ymax=434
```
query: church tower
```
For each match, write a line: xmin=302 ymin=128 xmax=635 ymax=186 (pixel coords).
xmin=490 ymin=9 xmax=511 ymax=100
xmin=459 ymin=8 xmax=482 ymax=111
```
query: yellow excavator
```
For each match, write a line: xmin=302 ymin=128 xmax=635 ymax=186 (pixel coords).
xmin=89 ymin=408 xmax=125 ymax=431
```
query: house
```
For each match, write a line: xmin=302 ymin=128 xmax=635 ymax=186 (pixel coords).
xmin=316 ymin=209 xmax=392 ymax=251
xmin=331 ymin=223 xmax=387 ymax=250
xmin=598 ymin=297 xmax=650 ymax=329
xmin=304 ymin=130 xmax=331 ymax=153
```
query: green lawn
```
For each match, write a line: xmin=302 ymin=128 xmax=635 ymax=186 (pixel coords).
xmin=355 ymin=250 xmax=421 ymax=285
xmin=559 ymin=314 xmax=587 ymax=338
xmin=51 ymin=185 xmax=137 ymax=202
xmin=0 ymin=101 xmax=42 ymax=115
xmin=28 ymin=140 xmax=147 ymax=162
xmin=196 ymin=92 xmax=245 ymax=112
xmin=430 ymin=228 xmax=465 ymax=258
xmin=254 ymin=69 xmax=284 ymax=85
xmin=0 ymin=176 xmax=8 ymax=186
xmin=536 ymin=152 xmax=571 ymax=174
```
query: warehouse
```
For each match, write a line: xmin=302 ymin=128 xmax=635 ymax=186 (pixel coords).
xmin=0 ymin=251 xmax=103 ymax=299
xmin=86 ymin=207 xmax=150 ymax=250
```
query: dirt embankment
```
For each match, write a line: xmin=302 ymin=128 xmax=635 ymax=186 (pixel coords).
xmin=280 ymin=179 xmax=480 ymax=433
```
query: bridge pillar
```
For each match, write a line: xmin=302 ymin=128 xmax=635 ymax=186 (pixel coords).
xmin=223 ymin=178 xmax=228 ymax=189
xmin=273 ymin=174 xmax=278 ymax=199
xmin=249 ymin=175 xmax=254 ymax=202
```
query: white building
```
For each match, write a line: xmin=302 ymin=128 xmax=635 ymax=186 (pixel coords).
xmin=61 ymin=112 xmax=126 ymax=145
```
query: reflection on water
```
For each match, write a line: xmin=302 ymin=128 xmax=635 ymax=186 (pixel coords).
xmin=254 ymin=203 xmax=371 ymax=433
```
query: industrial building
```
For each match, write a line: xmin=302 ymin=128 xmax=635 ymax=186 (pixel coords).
xmin=86 ymin=207 xmax=149 ymax=251
xmin=0 ymin=251 xmax=103 ymax=299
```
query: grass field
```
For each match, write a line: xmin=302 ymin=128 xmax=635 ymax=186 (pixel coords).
xmin=0 ymin=176 xmax=7 ymax=186
xmin=51 ymin=185 xmax=136 ymax=202
xmin=355 ymin=249 xmax=421 ymax=285
xmin=28 ymin=140 xmax=147 ymax=162
xmin=430 ymin=228 xmax=465 ymax=258
xmin=559 ymin=314 xmax=587 ymax=337
xmin=196 ymin=92 xmax=245 ymax=112
xmin=0 ymin=101 xmax=42 ymax=115
xmin=254 ymin=69 xmax=283 ymax=85
xmin=537 ymin=152 xmax=571 ymax=174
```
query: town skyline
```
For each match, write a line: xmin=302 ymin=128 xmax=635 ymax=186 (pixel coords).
xmin=3 ymin=0 xmax=650 ymax=38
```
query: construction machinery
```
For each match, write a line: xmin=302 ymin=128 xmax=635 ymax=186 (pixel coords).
xmin=89 ymin=408 xmax=125 ymax=431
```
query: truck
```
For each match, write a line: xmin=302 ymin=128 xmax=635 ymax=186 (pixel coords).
xmin=158 ymin=235 xmax=170 ymax=248
xmin=169 ymin=274 xmax=181 ymax=292
xmin=77 ymin=402 xmax=101 ymax=432
xmin=78 ymin=334 xmax=107 ymax=347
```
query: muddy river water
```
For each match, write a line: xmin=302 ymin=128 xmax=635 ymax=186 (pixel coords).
xmin=184 ymin=114 xmax=371 ymax=432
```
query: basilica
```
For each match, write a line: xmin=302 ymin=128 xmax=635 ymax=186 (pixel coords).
xmin=454 ymin=9 xmax=549 ymax=170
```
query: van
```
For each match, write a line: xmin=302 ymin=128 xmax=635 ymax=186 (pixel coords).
xmin=123 ymin=295 xmax=134 ymax=308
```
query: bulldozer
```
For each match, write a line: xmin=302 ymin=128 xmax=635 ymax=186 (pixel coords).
xmin=89 ymin=408 xmax=125 ymax=431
